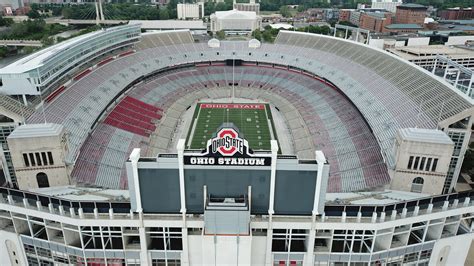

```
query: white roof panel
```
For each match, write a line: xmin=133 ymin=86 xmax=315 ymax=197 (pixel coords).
xmin=8 ymin=123 xmax=63 ymax=139
xmin=398 ymin=128 xmax=454 ymax=145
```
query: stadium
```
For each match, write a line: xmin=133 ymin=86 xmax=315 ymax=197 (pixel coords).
xmin=0 ymin=25 xmax=473 ymax=265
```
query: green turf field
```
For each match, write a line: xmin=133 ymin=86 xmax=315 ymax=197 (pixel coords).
xmin=187 ymin=103 xmax=275 ymax=151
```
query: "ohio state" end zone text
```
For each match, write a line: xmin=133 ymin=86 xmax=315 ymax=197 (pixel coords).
xmin=200 ymin=103 xmax=265 ymax=109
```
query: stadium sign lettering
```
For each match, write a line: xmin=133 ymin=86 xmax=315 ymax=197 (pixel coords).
xmin=188 ymin=157 xmax=266 ymax=166
xmin=201 ymin=103 xmax=265 ymax=110
xmin=183 ymin=127 xmax=271 ymax=166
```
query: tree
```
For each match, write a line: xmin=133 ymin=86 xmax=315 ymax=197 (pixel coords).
xmin=216 ymin=30 xmax=225 ymax=40
xmin=27 ymin=9 xmax=41 ymax=19
xmin=41 ymin=36 xmax=54 ymax=46
xmin=252 ymin=29 xmax=262 ymax=41
xmin=262 ymin=30 xmax=273 ymax=42
xmin=0 ymin=16 xmax=13 ymax=27
xmin=159 ymin=9 xmax=170 ymax=20
xmin=204 ymin=2 xmax=216 ymax=16
xmin=279 ymin=6 xmax=291 ymax=18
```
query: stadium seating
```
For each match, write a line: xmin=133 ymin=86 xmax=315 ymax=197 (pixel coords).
xmin=26 ymin=31 xmax=472 ymax=192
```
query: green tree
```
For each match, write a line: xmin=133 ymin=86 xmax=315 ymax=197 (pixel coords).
xmin=27 ymin=9 xmax=41 ymax=19
xmin=216 ymin=30 xmax=225 ymax=40
xmin=41 ymin=36 xmax=54 ymax=46
xmin=252 ymin=29 xmax=262 ymax=41
xmin=279 ymin=6 xmax=291 ymax=18
xmin=159 ymin=9 xmax=170 ymax=20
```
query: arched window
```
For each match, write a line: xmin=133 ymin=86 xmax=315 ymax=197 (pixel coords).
xmin=411 ymin=177 xmax=424 ymax=193
xmin=36 ymin=172 xmax=49 ymax=188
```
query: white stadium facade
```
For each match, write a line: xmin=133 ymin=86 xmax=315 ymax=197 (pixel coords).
xmin=0 ymin=25 xmax=473 ymax=265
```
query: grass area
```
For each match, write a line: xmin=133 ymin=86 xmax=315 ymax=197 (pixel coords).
xmin=188 ymin=103 xmax=274 ymax=151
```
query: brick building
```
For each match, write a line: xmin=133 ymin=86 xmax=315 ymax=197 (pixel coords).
xmin=338 ymin=9 xmax=353 ymax=22
xmin=439 ymin=8 xmax=474 ymax=20
xmin=396 ymin=4 xmax=427 ymax=25
xmin=360 ymin=12 xmax=393 ymax=32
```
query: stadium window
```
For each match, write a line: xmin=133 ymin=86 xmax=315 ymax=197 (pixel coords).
xmin=413 ymin=157 xmax=420 ymax=170
xmin=407 ymin=156 xmax=414 ymax=169
xmin=216 ymin=52 xmax=220 ymax=55
xmin=41 ymin=152 xmax=48 ymax=166
xmin=36 ymin=172 xmax=49 ymax=188
xmin=200 ymin=53 xmax=203 ymax=56
xmin=22 ymin=154 xmax=29 ymax=167
xmin=431 ymin=159 xmax=438 ymax=172
xmin=47 ymin=152 xmax=54 ymax=165
xmin=35 ymin=153 xmax=42 ymax=166
xmin=425 ymin=158 xmax=432 ymax=171
xmin=29 ymin=153 xmax=36 ymax=166
xmin=249 ymin=52 xmax=252 ymax=56
xmin=265 ymin=53 xmax=268 ymax=57
xmin=419 ymin=157 xmax=426 ymax=170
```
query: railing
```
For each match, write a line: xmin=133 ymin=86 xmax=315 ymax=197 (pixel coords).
xmin=1 ymin=186 xmax=473 ymax=218
xmin=0 ymin=186 xmax=130 ymax=214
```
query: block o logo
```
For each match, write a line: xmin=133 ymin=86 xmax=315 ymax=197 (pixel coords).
xmin=210 ymin=128 xmax=244 ymax=156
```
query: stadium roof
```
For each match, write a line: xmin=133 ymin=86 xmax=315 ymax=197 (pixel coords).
xmin=0 ymin=29 xmax=106 ymax=74
xmin=8 ymin=123 xmax=63 ymax=139
xmin=398 ymin=128 xmax=454 ymax=145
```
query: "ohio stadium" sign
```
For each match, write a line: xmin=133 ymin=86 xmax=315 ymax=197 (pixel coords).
xmin=184 ymin=127 xmax=271 ymax=166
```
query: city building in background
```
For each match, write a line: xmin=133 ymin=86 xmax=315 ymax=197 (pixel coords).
xmin=359 ymin=11 xmax=392 ymax=32
xmin=233 ymin=0 xmax=260 ymax=15
xmin=395 ymin=3 xmax=428 ymax=25
xmin=210 ymin=9 xmax=261 ymax=34
xmin=177 ymin=3 xmax=204 ymax=20
xmin=371 ymin=0 xmax=402 ymax=13
xmin=439 ymin=7 xmax=474 ymax=20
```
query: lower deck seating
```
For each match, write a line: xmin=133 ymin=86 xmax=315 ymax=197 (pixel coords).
xmin=71 ymin=65 xmax=389 ymax=191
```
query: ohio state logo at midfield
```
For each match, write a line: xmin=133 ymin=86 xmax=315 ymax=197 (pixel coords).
xmin=210 ymin=128 xmax=244 ymax=156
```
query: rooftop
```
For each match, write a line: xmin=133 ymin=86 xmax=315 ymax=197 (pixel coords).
xmin=8 ymin=123 xmax=63 ymax=139
xmin=129 ymin=20 xmax=206 ymax=30
xmin=365 ymin=12 xmax=390 ymax=19
xmin=387 ymin=44 xmax=474 ymax=60
xmin=213 ymin=9 xmax=258 ymax=20
xmin=385 ymin=24 xmax=424 ymax=29
xmin=398 ymin=3 xmax=427 ymax=9
xmin=398 ymin=128 xmax=454 ymax=145
xmin=439 ymin=19 xmax=474 ymax=25
xmin=0 ymin=27 xmax=115 ymax=74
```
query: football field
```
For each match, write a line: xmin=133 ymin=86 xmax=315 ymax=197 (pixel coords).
xmin=187 ymin=103 xmax=275 ymax=151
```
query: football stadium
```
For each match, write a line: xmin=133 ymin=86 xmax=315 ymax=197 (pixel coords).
xmin=0 ymin=25 xmax=473 ymax=265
